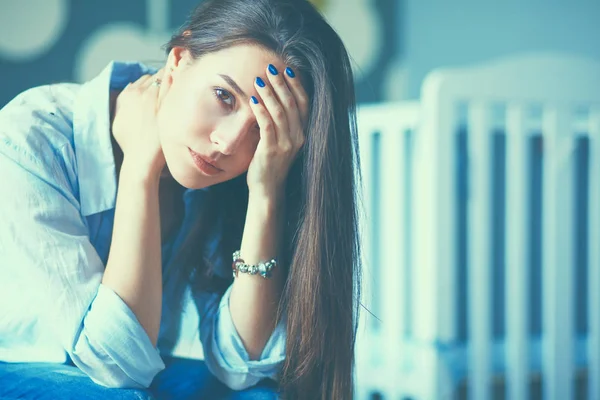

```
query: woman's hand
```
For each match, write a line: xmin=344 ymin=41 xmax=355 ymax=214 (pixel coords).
xmin=247 ymin=65 xmax=309 ymax=200
xmin=112 ymin=69 xmax=169 ymax=181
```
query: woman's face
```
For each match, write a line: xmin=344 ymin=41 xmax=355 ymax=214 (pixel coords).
xmin=156 ymin=44 xmax=287 ymax=189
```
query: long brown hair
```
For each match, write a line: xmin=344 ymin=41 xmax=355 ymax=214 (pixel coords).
xmin=165 ymin=0 xmax=362 ymax=397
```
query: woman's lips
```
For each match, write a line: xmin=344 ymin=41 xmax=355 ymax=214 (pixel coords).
xmin=188 ymin=148 xmax=222 ymax=176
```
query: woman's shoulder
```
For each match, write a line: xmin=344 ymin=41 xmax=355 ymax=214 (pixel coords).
xmin=0 ymin=83 xmax=84 ymax=194
xmin=0 ymin=83 xmax=81 ymax=167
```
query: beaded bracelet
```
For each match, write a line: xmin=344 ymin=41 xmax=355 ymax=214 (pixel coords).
xmin=232 ymin=250 xmax=276 ymax=279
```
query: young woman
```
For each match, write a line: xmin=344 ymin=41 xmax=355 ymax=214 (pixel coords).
xmin=0 ymin=0 xmax=361 ymax=398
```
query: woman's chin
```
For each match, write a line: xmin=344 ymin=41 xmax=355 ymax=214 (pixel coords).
xmin=166 ymin=162 xmax=212 ymax=190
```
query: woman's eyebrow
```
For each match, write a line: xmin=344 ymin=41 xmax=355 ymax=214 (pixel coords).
xmin=218 ymin=74 xmax=248 ymax=100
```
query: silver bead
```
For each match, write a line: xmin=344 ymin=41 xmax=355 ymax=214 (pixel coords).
xmin=231 ymin=250 xmax=277 ymax=279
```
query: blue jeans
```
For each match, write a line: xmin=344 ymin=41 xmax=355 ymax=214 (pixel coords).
xmin=0 ymin=356 xmax=279 ymax=399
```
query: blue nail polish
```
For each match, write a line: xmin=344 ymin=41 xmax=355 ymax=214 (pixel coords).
xmin=251 ymin=96 xmax=259 ymax=104
xmin=285 ymin=67 xmax=295 ymax=78
xmin=256 ymin=77 xmax=266 ymax=87
xmin=268 ymin=64 xmax=278 ymax=75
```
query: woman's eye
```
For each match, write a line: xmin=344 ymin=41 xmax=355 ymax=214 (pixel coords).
xmin=215 ymin=88 xmax=234 ymax=106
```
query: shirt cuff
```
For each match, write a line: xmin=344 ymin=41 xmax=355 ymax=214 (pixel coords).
xmin=211 ymin=285 xmax=286 ymax=378
xmin=75 ymin=284 xmax=165 ymax=388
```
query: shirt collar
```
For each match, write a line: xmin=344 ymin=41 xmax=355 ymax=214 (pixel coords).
xmin=73 ymin=61 xmax=159 ymax=216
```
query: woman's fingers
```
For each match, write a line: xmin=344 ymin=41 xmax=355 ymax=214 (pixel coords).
xmin=264 ymin=65 xmax=308 ymax=149
xmin=249 ymin=95 xmax=277 ymax=149
xmin=129 ymin=73 xmax=153 ymax=88
xmin=263 ymin=64 xmax=300 ymax=150
xmin=127 ymin=68 xmax=164 ymax=93
xmin=283 ymin=66 xmax=309 ymax=128
xmin=155 ymin=68 xmax=172 ymax=109
xmin=254 ymin=73 xmax=289 ymax=147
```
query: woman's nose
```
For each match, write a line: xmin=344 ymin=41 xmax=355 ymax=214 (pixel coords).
xmin=210 ymin=126 xmax=247 ymax=156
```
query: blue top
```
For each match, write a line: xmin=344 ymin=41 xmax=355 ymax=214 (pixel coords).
xmin=0 ymin=61 xmax=286 ymax=390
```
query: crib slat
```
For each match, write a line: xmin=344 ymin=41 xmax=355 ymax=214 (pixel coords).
xmin=413 ymin=86 xmax=458 ymax=399
xmin=541 ymin=106 xmax=575 ymax=400
xmin=357 ymin=119 xmax=400 ymax=398
xmin=588 ymin=106 xmax=600 ymax=400
xmin=467 ymin=102 xmax=493 ymax=400
xmin=505 ymin=104 xmax=530 ymax=400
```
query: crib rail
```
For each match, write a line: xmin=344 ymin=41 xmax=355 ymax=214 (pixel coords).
xmin=354 ymin=52 xmax=600 ymax=400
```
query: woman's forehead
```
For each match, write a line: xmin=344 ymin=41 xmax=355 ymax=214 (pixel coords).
xmin=195 ymin=44 xmax=285 ymax=76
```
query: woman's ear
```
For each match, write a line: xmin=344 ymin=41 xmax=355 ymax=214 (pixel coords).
xmin=159 ymin=47 xmax=193 ymax=108
xmin=166 ymin=46 xmax=193 ymax=75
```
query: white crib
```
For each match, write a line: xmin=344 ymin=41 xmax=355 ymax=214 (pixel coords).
xmin=354 ymin=52 xmax=600 ymax=400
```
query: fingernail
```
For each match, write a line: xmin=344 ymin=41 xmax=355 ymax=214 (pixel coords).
xmin=256 ymin=77 xmax=265 ymax=87
xmin=251 ymin=96 xmax=259 ymax=104
xmin=285 ymin=67 xmax=295 ymax=78
xmin=268 ymin=64 xmax=278 ymax=75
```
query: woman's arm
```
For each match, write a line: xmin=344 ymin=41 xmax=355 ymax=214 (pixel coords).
xmin=101 ymin=70 xmax=169 ymax=346
xmin=101 ymin=162 xmax=162 ymax=346
xmin=229 ymin=64 xmax=308 ymax=359
xmin=229 ymin=193 xmax=285 ymax=359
